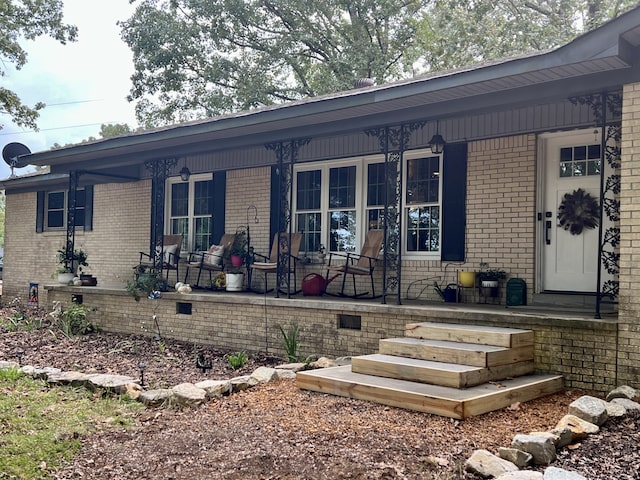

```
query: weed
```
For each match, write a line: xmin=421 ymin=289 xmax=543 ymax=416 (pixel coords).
xmin=156 ymin=339 xmax=166 ymax=354
xmin=226 ymin=351 xmax=248 ymax=370
xmin=278 ymin=323 xmax=300 ymax=362
xmin=0 ymin=367 xmax=24 ymax=382
xmin=56 ymin=301 xmax=95 ymax=338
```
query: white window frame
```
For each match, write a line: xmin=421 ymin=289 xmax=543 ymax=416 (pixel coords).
xmin=166 ymin=173 xmax=213 ymax=252
xmin=293 ymin=148 xmax=442 ymax=258
xmin=44 ymin=189 xmax=86 ymax=231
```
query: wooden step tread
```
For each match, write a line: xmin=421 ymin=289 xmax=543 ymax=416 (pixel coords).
xmin=379 ymin=337 xmax=533 ymax=367
xmin=296 ymin=366 xmax=563 ymax=419
xmin=352 ymin=354 xmax=534 ymax=388
xmin=405 ymin=322 xmax=534 ymax=348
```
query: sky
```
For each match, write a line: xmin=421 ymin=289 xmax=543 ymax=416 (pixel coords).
xmin=0 ymin=0 xmax=138 ymax=179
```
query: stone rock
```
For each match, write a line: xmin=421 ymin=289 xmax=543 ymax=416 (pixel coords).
xmin=611 ymin=397 xmax=640 ymax=412
xmin=335 ymin=356 xmax=352 ymax=366
xmin=46 ymin=370 xmax=92 ymax=386
xmin=604 ymin=400 xmax=626 ymax=417
xmin=194 ymin=379 xmax=232 ymax=398
xmin=511 ymin=434 xmax=557 ymax=465
xmin=124 ymin=383 xmax=141 ymax=400
xmin=0 ymin=360 xmax=20 ymax=370
xmin=548 ymin=427 xmax=573 ymax=448
xmin=311 ymin=357 xmax=336 ymax=369
xmin=250 ymin=366 xmax=279 ymax=383
xmin=172 ymin=383 xmax=207 ymax=406
xmin=605 ymin=385 xmax=638 ymax=402
xmin=529 ymin=432 xmax=560 ymax=446
xmin=498 ymin=447 xmax=533 ymax=468
xmin=555 ymin=415 xmax=599 ymax=442
xmin=86 ymin=374 xmax=139 ymax=394
xmin=275 ymin=369 xmax=297 ymax=380
xmin=230 ymin=375 xmax=259 ymax=392
xmin=464 ymin=449 xmax=518 ymax=478
xmin=543 ymin=466 xmax=587 ymax=479
xmin=31 ymin=366 xmax=62 ymax=380
xmin=568 ymin=396 xmax=608 ymax=426
xmin=496 ymin=472 xmax=544 ymax=480
xmin=138 ymin=389 xmax=173 ymax=407
xmin=275 ymin=362 xmax=307 ymax=372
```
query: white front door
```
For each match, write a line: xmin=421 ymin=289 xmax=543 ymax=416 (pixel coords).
xmin=541 ymin=130 xmax=602 ymax=292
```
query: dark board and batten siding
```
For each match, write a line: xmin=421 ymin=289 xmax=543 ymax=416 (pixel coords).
xmin=172 ymin=98 xmax=596 ymax=176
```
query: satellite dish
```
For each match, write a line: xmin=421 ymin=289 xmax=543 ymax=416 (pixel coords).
xmin=2 ymin=142 xmax=31 ymax=177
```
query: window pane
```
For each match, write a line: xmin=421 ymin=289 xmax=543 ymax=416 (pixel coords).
xmin=297 ymin=212 xmax=321 ymax=252
xmin=194 ymin=180 xmax=213 ymax=216
xmin=588 ymin=144 xmax=601 ymax=159
xmin=367 ymin=163 xmax=385 ymax=206
xmin=406 ymin=206 xmax=440 ymax=252
xmin=297 ymin=170 xmax=321 ymax=210
xmin=171 ymin=218 xmax=189 ymax=247
xmin=47 ymin=211 xmax=64 ymax=228
xmin=329 ymin=210 xmax=356 ymax=252
xmin=48 ymin=192 xmax=64 ymax=209
xmin=329 ymin=166 xmax=356 ymax=209
xmin=194 ymin=217 xmax=211 ymax=251
xmin=74 ymin=210 xmax=85 ymax=227
xmin=171 ymin=183 xmax=189 ymax=217
xmin=367 ymin=209 xmax=385 ymax=230
xmin=406 ymin=157 xmax=439 ymax=204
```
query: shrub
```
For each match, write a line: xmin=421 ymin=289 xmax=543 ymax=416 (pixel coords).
xmin=226 ymin=351 xmax=248 ymax=370
xmin=278 ymin=323 xmax=300 ymax=363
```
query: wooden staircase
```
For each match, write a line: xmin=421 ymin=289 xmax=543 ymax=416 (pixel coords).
xmin=296 ymin=322 xmax=563 ymax=419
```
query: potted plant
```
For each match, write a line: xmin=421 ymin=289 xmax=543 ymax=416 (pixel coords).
xmin=55 ymin=246 xmax=89 ymax=284
xmin=225 ymin=230 xmax=247 ymax=268
xmin=477 ymin=268 xmax=507 ymax=297
xmin=126 ymin=265 xmax=167 ymax=301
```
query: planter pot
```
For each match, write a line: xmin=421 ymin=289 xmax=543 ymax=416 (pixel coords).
xmin=225 ymin=273 xmax=244 ymax=292
xmin=458 ymin=271 xmax=475 ymax=288
xmin=231 ymin=255 xmax=244 ymax=267
xmin=481 ymin=280 xmax=499 ymax=288
xmin=57 ymin=272 xmax=75 ymax=285
xmin=480 ymin=286 xmax=499 ymax=297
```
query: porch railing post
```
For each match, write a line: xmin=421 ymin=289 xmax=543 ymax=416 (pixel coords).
xmin=145 ymin=159 xmax=177 ymax=276
xmin=65 ymin=170 xmax=80 ymax=271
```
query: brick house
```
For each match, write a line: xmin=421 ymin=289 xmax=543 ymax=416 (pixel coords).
xmin=2 ymin=7 xmax=640 ymax=394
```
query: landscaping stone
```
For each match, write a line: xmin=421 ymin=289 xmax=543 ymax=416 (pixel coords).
xmin=172 ymin=383 xmax=207 ymax=406
xmin=603 ymin=400 xmax=626 ymax=417
xmin=605 ymin=385 xmax=638 ymax=402
xmin=275 ymin=362 xmax=307 ymax=372
xmin=498 ymin=446 xmax=534 ymax=468
xmin=555 ymin=415 xmax=599 ymax=439
xmin=529 ymin=431 xmax=560 ymax=446
xmin=230 ymin=375 xmax=259 ymax=392
xmin=30 ymin=366 xmax=62 ymax=379
xmin=496 ymin=471 xmax=544 ymax=479
xmin=310 ymin=357 xmax=336 ymax=368
xmin=548 ymin=427 xmax=573 ymax=448
xmin=511 ymin=434 xmax=557 ymax=465
xmin=465 ymin=449 xmax=518 ymax=478
xmin=335 ymin=356 xmax=352 ymax=366
xmin=46 ymin=370 xmax=93 ymax=386
xmin=86 ymin=373 xmax=139 ymax=394
xmin=138 ymin=389 xmax=173 ymax=407
xmin=194 ymin=379 xmax=232 ymax=398
xmin=543 ymin=466 xmax=587 ymax=479
xmin=610 ymin=397 xmax=640 ymax=412
xmin=275 ymin=369 xmax=297 ymax=380
xmin=0 ymin=360 xmax=19 ymax=370
xmin=568 ymin=396 xmax=608 ymax=426
xmin=250 ymin=366 xmax=279 ymax=383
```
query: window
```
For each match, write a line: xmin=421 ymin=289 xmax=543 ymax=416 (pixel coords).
xmin=405 ymin=156 xmax=441 ymax=253
xmin=559 ymin=144 xmax=601 ymax=177
xmin=37 ymin=188 xmax=90 ymax=231
xmin=293 ymin=149 xmax=442 ymax=257
xmin=167 ymin=174 xmax=213 ymax=252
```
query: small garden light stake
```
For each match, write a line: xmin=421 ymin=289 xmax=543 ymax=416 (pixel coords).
xmin=138 ymin=361 xmax=146 ymax=388
xmin=15 ymin=348 xmax=24 ymax=366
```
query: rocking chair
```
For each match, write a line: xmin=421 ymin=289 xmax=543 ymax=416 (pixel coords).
xmin=137 ymin=235 xmax=183 ymax=284
xmin=250 ymin=232 xmax=302 ymax=294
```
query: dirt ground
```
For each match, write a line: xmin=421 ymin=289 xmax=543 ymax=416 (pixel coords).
xmin=1 ymin=307 xmax=639 ymax=479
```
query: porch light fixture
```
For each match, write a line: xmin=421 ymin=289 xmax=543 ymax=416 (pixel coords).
xmin=428 ymin=120 xmax=446 ymax=155
xmin=179 ymin=160 xmax=191 ymax=181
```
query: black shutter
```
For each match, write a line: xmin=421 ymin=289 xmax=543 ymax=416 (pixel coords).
xmin=36 ymin=191 xmax=45 ymax=233
xmin=84 ymin=185 xmax=94 ymax=231
xmin=212 ymin=172 xmax=226 ymax=243
xmin=441 ymin=143 xmax=468 ymax=262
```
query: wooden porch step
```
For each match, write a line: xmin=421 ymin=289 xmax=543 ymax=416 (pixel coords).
xmin=405 ymin=322 xmax=534 ymax=348
xmin=351 ymin=354 xmax=535 ymax=388
xmin=296 ymin=366 xmax=563 ymax=419
xmin=379 ymin=337 xmax=534 ymax=368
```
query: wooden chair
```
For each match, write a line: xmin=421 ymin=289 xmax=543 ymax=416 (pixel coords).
xmin=325 ymin=229 xmax=384 ymax=298
xmin=183 ymin=234 xmax=236 ymax=288
xmin=137 ymin=235 xmax=183 ymax=284
xmin=250 ymin=232 xmax=302 ymax=294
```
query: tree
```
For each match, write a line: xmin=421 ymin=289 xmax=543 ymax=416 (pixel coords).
xmin=0 ymin=0 xmax=77 ymax=130
xmin=121 ymin=0 xmax=637 ymax=127
xmin=120 ymin=0 xmax=427 ymax=127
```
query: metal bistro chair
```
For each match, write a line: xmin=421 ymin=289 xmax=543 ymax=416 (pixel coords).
xmin=250 ymin=232 xmax=302 ymax=294
xmin=137 ymin=235 xmax=183 ymax=284
xmin=325 ymin=229 xmax=384 ymax=298
xmin=184 ymin=234 xmax=236 ymax=288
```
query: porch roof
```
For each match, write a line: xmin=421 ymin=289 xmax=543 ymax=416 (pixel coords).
xmin=6 ymin=6 xmax=640 ymax=178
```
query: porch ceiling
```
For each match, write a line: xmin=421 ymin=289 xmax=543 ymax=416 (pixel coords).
xmin=7 ymin=6 xmax=640 ymax=176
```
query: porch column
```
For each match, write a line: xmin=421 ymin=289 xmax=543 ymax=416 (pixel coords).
xmin=64 ymin=170 xmax=81 ymax=271
xmin=618 ymin=82 xmax=640 ymax=389
xmin=145 ymin=159 xmax=177 ymax=269
xmin=265 ymin=139 xmax=310 ymax=298
xmin=366 ymin=123 xmax=424 ymax=305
